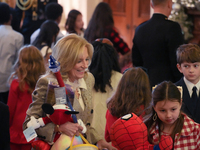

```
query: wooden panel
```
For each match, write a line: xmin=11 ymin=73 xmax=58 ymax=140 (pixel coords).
xmin=108 ymin=0 xmax=126 ymax=14
xmin=132 ymin=0 xmax=150 ymax=28
xmin=104 ymin=0 xmax=150 ymax=48
xmin=139 ymin=0 xmax=150 ymax=17
xmin=113 ymin=0 xmax=132 ymax=48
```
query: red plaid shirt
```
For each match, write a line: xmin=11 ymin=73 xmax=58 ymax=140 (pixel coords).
xmin=149 ymin=114 xmax=200 ymax=149
xmin=104 ymin=27 xmax=130 ymax=55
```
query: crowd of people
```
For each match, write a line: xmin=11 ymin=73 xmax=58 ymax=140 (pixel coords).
xmin=1 ymin=0 xmax=200 ymax=150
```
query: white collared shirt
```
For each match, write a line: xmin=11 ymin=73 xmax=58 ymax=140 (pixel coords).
xmin=0 ymin=25 xmax=24 ymax=92
xmin=184 ymin=77 xmax=200 ymax=97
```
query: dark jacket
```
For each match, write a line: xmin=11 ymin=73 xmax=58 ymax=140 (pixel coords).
xmin=175 ymin=78 xmax=200 ymax=123
xmin=15 ymin=0 xmax=57 ymax=44
xmin=132 ymin=13 xmax=184 ymax=87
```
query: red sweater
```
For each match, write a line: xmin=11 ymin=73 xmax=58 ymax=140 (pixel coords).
xmin=7 ymin=79 xmax=33 ymax=144
xmin=105 ymin=110 xmax=118 ymax=142
xmin=105 ymin=108 xmax=144 ymax=142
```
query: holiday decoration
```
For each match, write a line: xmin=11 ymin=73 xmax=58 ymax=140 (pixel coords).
xmin=179 ymin=0 xmax=200 ymax=9
xmin=169 ymin=0 xmax=195 ymax=42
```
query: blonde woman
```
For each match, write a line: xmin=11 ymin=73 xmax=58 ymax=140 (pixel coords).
xmin=23 ymin=34 xmax=116 ymax=150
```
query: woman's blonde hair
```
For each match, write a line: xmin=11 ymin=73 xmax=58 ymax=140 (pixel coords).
xmin=10 ymin=45 xmax=46 ymax=93
xmin=52 ymin=34 xmax=93 ymax=79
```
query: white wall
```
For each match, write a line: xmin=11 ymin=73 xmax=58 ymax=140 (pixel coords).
xmin=58 ymin=0 xmax=102 ymax=35
xmin=150 ymin=0 xmax=153 ymax=17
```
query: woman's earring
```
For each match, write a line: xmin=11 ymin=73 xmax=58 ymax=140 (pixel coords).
xmin=153 ymin=113 xmax=157 ymax=121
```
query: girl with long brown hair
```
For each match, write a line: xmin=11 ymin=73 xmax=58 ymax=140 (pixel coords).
xmin=144 ymin=81 xmax=200 ymax=149
xmin=7 ymin=45 xmax=46 ymax=150
xmin=105 ymin=67 xmax=151 ymax=142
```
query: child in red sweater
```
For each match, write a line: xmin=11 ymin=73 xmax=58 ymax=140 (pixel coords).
xmin=105 ymin=67 xmax=152 ymax=142
xmin=7 ymin=45 xmax=46 ymax=150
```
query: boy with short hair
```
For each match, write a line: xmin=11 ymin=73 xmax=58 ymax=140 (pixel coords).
xmin=176 ymin=43 xmax=200 ymax=123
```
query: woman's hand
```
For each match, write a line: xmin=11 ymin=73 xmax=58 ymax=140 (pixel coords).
xmin=97 ymin=139 xmax=117 ymax=150
xmin=59 ymin=121 xmax=83 ymax=136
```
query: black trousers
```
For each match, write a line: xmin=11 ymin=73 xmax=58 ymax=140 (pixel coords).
xmin=0 ymin=91 xmax=9 ymax=104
